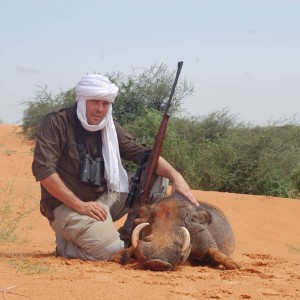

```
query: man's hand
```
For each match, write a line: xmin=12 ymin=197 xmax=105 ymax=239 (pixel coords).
xmin=77 ymin=201 xmax=107 ymax=221
xmin=41 ymin=173 xmax=108 ymax=221
xmin=156 ymin=156 xmax=199 ymax=206
xmin=170 ymin=172 xmax=199 ymax=206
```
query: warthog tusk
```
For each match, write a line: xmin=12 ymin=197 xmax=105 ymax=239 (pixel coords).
xmin=180 ymin=227 xmax=190 ymax=253
xmin=131 ymin=222 xmax=150 ymax=248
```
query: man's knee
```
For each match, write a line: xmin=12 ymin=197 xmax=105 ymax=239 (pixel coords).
xmin=89 ymin=238 xmax=124 ymax=261
xmin=55 ymin=235 xmax=124 ymax=261
xmin=75 ymin=217 xmax=122 ymax=260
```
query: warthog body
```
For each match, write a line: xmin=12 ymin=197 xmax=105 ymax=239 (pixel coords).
xmin=111 ymin=193 xmax=240 ymax=271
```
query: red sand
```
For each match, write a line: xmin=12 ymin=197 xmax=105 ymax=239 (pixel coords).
xmin=0 ymin=124 xmax=299 ymax=300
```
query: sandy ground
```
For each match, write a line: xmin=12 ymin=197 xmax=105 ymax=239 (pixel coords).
xmin=0 ymin=124 xmax=299 ymax=300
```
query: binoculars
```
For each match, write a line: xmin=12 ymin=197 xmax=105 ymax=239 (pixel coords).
xmin=79 ymin=154 xmax=103 ymax=187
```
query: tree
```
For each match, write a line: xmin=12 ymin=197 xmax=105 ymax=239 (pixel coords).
xmin=22 ymin=87 xmax=75 ymax=139
xmin=110 ymin=63 xmax=194 ymax=125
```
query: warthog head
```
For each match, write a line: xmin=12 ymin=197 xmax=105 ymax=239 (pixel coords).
xmin=131 ymin=196 xmax=192 ymax=271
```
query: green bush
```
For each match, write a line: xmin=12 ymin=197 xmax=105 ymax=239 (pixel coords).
xmin=125 ymin=110 xmax=300 ymax=198
xmin=22 ymin=87 xmax=75 ymax=139
xmin=291 ymin=167 xmax=300 ymax=197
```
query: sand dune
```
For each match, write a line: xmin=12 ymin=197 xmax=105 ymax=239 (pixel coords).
xmin=0 ymin=124 xmax=299 ymax=300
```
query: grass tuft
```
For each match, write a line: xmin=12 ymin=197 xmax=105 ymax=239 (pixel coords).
xmin=0 ymin=175 xmax=37 ymax=243
xmin=3 ymin=254 xmax=55 ymax=274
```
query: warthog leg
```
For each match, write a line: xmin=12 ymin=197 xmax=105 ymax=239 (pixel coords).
xmin=207 ymin=248 xmax=241 ymax=270
xmin=109 ymin=246 xmax=136 ymax=265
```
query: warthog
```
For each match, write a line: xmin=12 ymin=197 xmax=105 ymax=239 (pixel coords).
xmin=111 ymin=193 xmax=241 ymax=271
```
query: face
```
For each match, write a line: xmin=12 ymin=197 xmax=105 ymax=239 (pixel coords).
xmin=86 ymin=99 xmax=110 ymax=125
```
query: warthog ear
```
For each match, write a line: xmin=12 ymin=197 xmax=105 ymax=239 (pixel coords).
xmin=191 ymin=210 xmax=212 ymax=224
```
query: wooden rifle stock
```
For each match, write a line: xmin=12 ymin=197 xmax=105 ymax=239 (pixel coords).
xmin=138 ymin=61 xmax=183 ymax=206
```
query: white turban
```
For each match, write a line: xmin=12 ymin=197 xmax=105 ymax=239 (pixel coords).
xmin=75 ymin=74 xmax=129 ymax=193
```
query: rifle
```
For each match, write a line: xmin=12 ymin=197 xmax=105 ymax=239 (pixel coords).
xmin=125 ymin=61 xmax=183 ymax=208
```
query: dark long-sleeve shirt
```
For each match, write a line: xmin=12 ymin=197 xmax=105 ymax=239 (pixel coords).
xmin=32 ymin=104 xmax=148 ymax=211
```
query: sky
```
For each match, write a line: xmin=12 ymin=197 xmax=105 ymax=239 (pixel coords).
xmin=1 ymin=0 xmax=299 ymax=125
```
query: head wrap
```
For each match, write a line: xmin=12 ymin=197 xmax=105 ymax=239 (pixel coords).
xmin=75 ymin=74 xmax=128 ymax=193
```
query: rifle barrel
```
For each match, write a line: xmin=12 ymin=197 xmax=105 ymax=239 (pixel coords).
xmin=166 ymin=61 xmax=183 ymax=115
xmin=139 ymin=61 xmax=184 ymax=206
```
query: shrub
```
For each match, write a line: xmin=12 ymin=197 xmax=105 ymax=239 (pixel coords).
xmin=22 ymin=87 xmax=75 ymax=139
xmin=126 ymin=110 xmax=300 ymax=198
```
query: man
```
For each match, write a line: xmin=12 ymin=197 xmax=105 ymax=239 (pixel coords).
xmin=32 ymin=73 xmax=198 ymax=261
